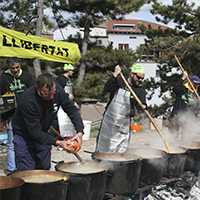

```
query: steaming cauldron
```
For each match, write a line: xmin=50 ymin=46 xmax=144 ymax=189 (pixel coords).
xmin=0 ymin=176 xmax=24 ymax=200
xmin=176 ymin=140 xmax=200 ymax=172
xmin=124 ymin=148 xmax=166 ymax=185
xmin=9 ymin=170 xmax=69 ymax=200
xmin=163 ymin=146 xmax=186 ymax=177
xmin=92 ymin=152 xmax=142 ymax=196
xmin=55 ymin=160 xmax=108 ymax=200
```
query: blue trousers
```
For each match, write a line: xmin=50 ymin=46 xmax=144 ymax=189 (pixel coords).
xmin=13 ymin=134 xmax=52 ymax=171
xmin=7 ymin=118 xmax=16 ymax=171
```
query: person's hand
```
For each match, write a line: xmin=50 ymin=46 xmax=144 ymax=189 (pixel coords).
xmin=74 ymin=102 xmax=79 ymax=109
xmin=56 ymin=140 xmax=76 ymax=154
xmin=141 ymin=104 xmax=146 ymax=110
xmin=113 ymin=65 xmax=121 ymax=77
xmin=68 ymin=93 xmax=74 ymax=100
xmin=73 ymin=132 xmax=83 ymax=147
xmin=3 ymin=120 xmax=9 ymax=130
xmin=182 ymin=71 xmax=188 ymax=80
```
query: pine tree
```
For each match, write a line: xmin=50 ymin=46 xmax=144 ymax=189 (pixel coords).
xmin=50 ymin=0 xmax=150 ymax=84
xmin=136 ymin=0 xmax=200 ymax=114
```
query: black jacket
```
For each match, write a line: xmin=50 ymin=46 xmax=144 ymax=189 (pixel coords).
xmin=104 ymin=75 xmax=147 ymax=117
xmin=12 ymin=84 xmax=84 ymax=145
xmin=56 ymin=74 xmax=73 ymax=88
xmin=171 ymin=79 xmax=200 ymax=117
xmin=0 ymin=69 xmax=35 ymax=120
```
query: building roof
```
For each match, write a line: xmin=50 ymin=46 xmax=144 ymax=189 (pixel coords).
xmin=107 ymin=19 xmax=171 ymax=34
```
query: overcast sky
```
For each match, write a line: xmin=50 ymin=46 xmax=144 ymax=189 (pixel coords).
xmin=45 ymin=0 xmax=199 ymax=29
xmin=124 ymin=0 xmax=199 ymax=28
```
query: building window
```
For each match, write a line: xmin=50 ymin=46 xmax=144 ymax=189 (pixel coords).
xmin=141 ymin=45 xmax=160 ymax=61
xmin=119 ymin=44 xmax=129 ymax=50
xmin=129 ymin=36 xmax=137 ymax=39
xmin=156 ymin=70 xmax=165 ymax=77
xmin=113 ymin=24 xmax=135 ymax=30
xmin=97 ymin=40 xmax=102 ymax=44
xmin=156 ymin=70 xmax=160 ymax=77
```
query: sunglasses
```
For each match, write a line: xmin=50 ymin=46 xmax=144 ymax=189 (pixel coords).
xmin=40 ymin=90 xmax=59 ymax=97
xmin=135 ymin=73 xmax=144 ymax=80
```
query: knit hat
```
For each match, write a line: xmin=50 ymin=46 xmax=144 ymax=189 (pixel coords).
xmin=131 ymin=65 xmax=145 ymax=74
xmin=63 ymin=64 xmax=74 ymax=71
xmin=190 ymin=76 xmax=200 ymax=84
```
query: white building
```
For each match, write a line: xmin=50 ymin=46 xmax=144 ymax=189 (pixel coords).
xmin=53 ymin=19 xmax=174 ymax=106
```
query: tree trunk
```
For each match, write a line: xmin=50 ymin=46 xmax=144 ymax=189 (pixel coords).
xmin=77 ymin=20 xmax=90 ymax=85
xmin=33 ymin=0 xmax=43 ymax=78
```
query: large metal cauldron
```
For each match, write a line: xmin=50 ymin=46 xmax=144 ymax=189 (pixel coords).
xmin=176 ymin=140 xmax=200 ymax=172
xmin=9 ymin=170 xmax=69 ymax=200
xmin=163 ymin=146 xmax=186 ymax=177
xmin=0 ymin=176 xmax=24 ymax=200
xmin=92 ymin=152 xmax=142 ymax=196
xmin=124 ymin=148 xmax=166 ymax=185
xmin=55 ymin=160 xmax=108 ymax=200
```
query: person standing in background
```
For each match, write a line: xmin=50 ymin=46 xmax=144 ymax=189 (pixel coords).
xmin=0 ymin=57 xmax=35 ymax=173
xmin=96 ymin=64 xmax=147 ymax=153
xmin=56 ymin=63 xmax=78 ymax=108
xmin=56 ymin=64 xmax=78 ymax=138
xmin=169 ymin=71 xmax=200 ymax=138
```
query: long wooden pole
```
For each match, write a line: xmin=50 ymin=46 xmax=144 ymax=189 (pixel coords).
xmin=119 ymin=72 xmax=172 ymax=153
xmin=174 ymin=55 xmax=200 ymax=99
xmin=50 ymin=126 xmax=83 ymax=162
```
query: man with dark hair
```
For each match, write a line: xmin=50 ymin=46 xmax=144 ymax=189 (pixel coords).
xmin=0 ymin=57 xmax=35 ymax=173
xmin=12 ymin=73 xmax=84 ymax=171
xmin=96 ymin=64 xmax=147 ymax=153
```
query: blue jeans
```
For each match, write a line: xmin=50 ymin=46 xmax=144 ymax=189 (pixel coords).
xmin=7 ymin=118 xmax=16 ymax=171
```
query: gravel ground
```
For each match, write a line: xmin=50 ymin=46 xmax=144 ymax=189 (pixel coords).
xmin=0 ymin=127 xmax=165 ymax=175
xmin=50 ymin=127 xmax=161 ymax=171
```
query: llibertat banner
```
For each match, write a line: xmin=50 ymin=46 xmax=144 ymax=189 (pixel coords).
xmin=0 ymin=27 xmax=81 ymax=63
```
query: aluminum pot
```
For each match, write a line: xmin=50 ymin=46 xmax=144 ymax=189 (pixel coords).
xmin=124 ymin=148 xmax=166 ymax=185
xmin=0 ymin=176 xmax=24 ymax=200
xmin=176 ymin=140 xmax=200 ymax=172
xmin=55 ymin=160 xmax=108 ymax=200
xmin=9 ymin=170 xmax=69 ymax=200
xmin=92 ymin=152 xmax=142 ymax=196
xmin=163 ymin=146 xmax=186 ymax=177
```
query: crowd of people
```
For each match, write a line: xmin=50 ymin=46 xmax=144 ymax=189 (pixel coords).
xmin=0 ymin=56 xmax=200 ymax=172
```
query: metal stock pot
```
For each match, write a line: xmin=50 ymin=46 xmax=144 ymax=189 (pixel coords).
xmin=124 ymin=148 xmax=166 ymax=185
xmin=176 ymin=140 xmax=200 ymax=172
xmin=91 ymin=152 xmax=142 ymax=196
xmin=9 ymin=170 xmax=69 ymax=200
xmin=0 ymin=176 xmax=24 ymax=200
xmin=162 ymin=146 xmax=186 ymax=177
xmin=55 ymin=160 xmax=108 ymax=200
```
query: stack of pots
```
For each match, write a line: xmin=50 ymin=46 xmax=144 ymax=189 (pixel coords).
xmin=55 ymin=160 xmax=108 ymax=200
xmin=91 ymin=152 xmax=142 ymax=196
xmin=9 ymin=170 xmax=69 ymax=200
xmin=124 ymin=148 xmax=166 ymax=185
xmin=0 ymin=176 xmax=24 ymax=200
